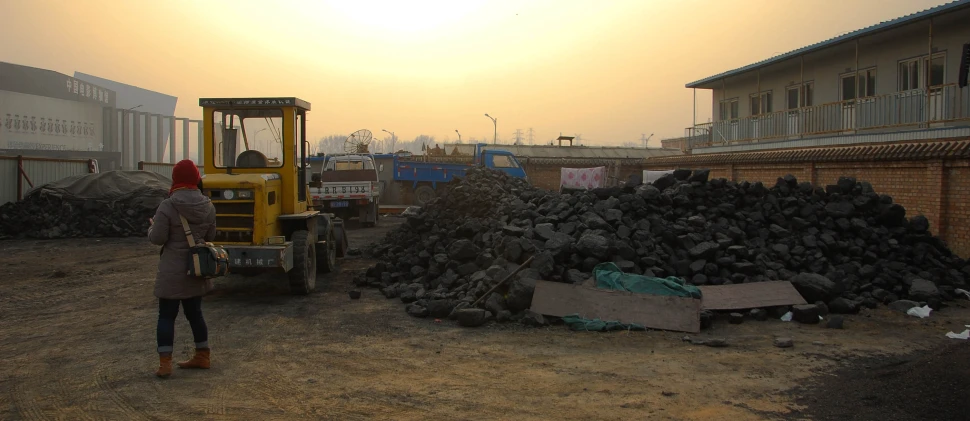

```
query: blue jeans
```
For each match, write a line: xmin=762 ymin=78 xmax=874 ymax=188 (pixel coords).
xmin=156 ymin=297 xmax=208 ymax=354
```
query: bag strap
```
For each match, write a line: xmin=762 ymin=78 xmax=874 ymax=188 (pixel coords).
xmin=178 ymin=215 xmax=197 ymax=247
xmin=178 ymin=214 xmax=203 ymax=276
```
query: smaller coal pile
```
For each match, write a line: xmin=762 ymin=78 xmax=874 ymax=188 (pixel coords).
xmin=0 ymin=171 xmax=171 ymax=239
xmin=365 ymin=166 xmax=970 ymax=326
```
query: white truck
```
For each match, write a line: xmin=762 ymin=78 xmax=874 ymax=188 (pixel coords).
xmin=309 ymin=154 xmax=381 ymax=227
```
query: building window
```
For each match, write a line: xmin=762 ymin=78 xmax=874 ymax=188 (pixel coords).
xmin=786 ymin=82 xmax=814 ymax=110
xmin=841 ymin=68 xmax=876 ymax=101
xmin=899 ymin=53 xmax=945 ymax=91
xmin=749 ymin=91 xmax=772 ymax=115
xmin=719 ymin=98 xmax=739 ymax=120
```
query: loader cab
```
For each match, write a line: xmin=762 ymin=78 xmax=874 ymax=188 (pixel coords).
xmin=200 ymin=97 xmax=313 ymax=219
xmin=197 ymin=97 xmax=344 ymax=295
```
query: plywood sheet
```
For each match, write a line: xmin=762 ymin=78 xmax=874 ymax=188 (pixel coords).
xmin=698 ymin=281 xmax=806 ymax=310
xmin=531 ymin=281 xmax=701 ymax=333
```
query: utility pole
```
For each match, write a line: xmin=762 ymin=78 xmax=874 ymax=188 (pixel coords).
xmin=527 ymin=127 xmax=535 ymax=145
xmin=512 ymin=129 xmax=523 ymax=144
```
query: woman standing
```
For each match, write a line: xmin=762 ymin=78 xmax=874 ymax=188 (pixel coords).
xmin=148 ymin=159 xmax=217 ymax=378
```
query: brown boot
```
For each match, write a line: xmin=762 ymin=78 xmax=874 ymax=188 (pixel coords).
xmin=177 ymin=348 xmax=210 ymax=369
xmin=156 ymin=353 xmax=173 ymax=378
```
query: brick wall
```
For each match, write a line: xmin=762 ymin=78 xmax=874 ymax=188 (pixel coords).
xmin=521 ymin=163 xmax=563 ymax=191
xmin=942 ymin=163 xmax=970 ymax=255
xmin=643 ymin=139 xmax=970 ymax=257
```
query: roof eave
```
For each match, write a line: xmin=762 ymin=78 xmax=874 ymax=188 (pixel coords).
xmin=683 ymin=0 xmax=970 ymax=89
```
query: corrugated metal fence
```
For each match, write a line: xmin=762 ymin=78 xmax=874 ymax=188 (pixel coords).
xmin=1 ymin=156 xmax=95 ymax=205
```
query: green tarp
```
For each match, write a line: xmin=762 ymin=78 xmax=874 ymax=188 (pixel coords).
xmin=593 ymin=262 xmax=702 ymax=299
xmin=561 ymin=262 xmax=702 ymax=332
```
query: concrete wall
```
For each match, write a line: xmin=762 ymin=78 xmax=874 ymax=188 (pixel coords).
xmin=707 ymin=7 xmax=970 ymax=122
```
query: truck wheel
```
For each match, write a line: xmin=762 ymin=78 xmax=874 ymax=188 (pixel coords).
xmin=334 ymin=220 xmax=348 ymax=258
xmin=362 ymin=201 xmax=378 ymax=228
xmin=316 ymin=227 xmax=337 ymax=274
xmin=288 ymin=230 xmax=317 ymax=295
xmin=414 ymin=185 xmax=436 ymax=206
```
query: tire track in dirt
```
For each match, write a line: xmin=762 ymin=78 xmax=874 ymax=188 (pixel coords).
xmin=93 ymin=365 xmax=156 ymax=421
xmin=202 ymin=293 xmax=279 ymax=416
xmin=236 ymin=314 xmax=315 ymax=417
xmin=10 ymin=357 xmax=49 ymax=421
xmin=41 ymin=368 xmax=99 ymax=421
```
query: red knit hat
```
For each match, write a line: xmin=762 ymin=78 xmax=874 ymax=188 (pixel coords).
xmin=170 ymin=159 xmax=201 ymax=194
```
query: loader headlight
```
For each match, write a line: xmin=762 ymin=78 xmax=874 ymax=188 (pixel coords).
xmin=238 ymin=190 xmax=253 ymax=199
xmin=223 ymin=189 xmax=235 ymax=200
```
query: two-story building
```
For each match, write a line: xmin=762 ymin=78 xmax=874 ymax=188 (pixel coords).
xmin=663 ymin=0 xmax=970 ymax=152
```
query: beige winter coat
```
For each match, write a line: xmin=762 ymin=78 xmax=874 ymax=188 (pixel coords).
xmin=148 ymin=189 xmax=217 ymax=299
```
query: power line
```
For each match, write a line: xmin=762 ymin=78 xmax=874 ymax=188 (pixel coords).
xmin=512 ymin=129 xmax=523 ymax=144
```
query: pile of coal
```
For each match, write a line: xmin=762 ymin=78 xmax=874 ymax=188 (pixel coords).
xmin=363 ymin=167 xmax=970 ymax=324
xmin=0 ymin=192 xmax=164 ymax=239
xmin=0 ymin=171 xmax=169 ymax=240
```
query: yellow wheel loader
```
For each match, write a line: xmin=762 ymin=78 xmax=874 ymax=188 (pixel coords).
xmin=197 ymin=97 xmax=347 ymax=294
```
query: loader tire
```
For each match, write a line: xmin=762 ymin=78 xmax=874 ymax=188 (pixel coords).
xmin=317 ymin=227 xmax=337 ymax=274
xmin=288 ymin=230 xmax=316 ymax=295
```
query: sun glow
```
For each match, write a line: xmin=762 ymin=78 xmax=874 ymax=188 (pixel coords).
xmin=323 ymin=0 xmax=487 ymax=36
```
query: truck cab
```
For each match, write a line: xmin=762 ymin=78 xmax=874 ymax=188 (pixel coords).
xmin=309 ymin=153 xmax=381 ymax=227
xmin=477 ymin=147 xmax=527 ymax=180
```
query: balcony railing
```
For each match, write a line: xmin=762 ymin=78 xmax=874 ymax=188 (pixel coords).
xmin=667 ymin=83 xmax=970 ymax=150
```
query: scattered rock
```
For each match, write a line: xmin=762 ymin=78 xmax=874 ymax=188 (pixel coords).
xmin=792 ymin=304 xmax=821 ymax=324
xmin=406 ymin=303 xmax=429 ymax=318
xmin=828 ymin=297 xmax=860 ymax=314
xmin=729 ymin=313 xmax=744 ymax=324
xmin=826 ymin=315 xmax=845 ymax=329
xmin=520 ymin=310 xmax=548 ymax=327
xmin=749 ymin=308 xmax=768 ymax=321
xmin=888 ymin=300 xmax=920 ymax=313
xmin=774 ymin=338 xmax=794 ymax=348
xmin=455 ymin=308 xmax=488 ymax=327
xmin=791 ymin=273 xmax=842 ymax=303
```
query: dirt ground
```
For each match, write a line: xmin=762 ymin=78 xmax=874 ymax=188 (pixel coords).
xmin=1 ymin=216 xmax=969 ymax=421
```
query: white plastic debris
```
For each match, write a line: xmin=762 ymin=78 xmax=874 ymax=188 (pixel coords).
xmin=945 ymin=325 xmax=970 ymax=340
xmin=780 ymin=312 xmax=793 ymax=322
xmin=955 ymin=288 xmax=970 ymax=300
xmin=906 ymin=305 xmax=933 ymax=318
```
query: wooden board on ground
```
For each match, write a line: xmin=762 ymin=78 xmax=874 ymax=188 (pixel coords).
xmin=698 ymin=281 xmax=806 ymax=311
xmin=530 ymin=280 xmax=701 ymax=333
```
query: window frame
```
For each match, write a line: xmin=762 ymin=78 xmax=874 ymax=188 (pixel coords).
xmin=840 ymin=67 xmax=876 ymax=102
xmin=212 ymin=108 xmax=286 ymax=169
xmin=749 ymin=90 xmax=773 ymax=116
xmin=719 ymin=98 xmax=739 ymax=120
xmin=490 ymin=154 xmax=518 ymax=169
xmin=785 ymin=81 xmax=814 ymax=110
xmin=898 ymin=52 xmax=946 ymax=91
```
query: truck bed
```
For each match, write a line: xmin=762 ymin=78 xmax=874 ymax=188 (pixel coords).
xmin=395 ymin=161 xmax=470 ymax=183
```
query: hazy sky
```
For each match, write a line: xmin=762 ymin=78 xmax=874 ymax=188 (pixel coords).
xmin=0 ymin=0 xmax=951 ymax=147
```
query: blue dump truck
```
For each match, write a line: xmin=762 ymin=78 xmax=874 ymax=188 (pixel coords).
xmin=374 ymin=143 xmax=528 ymax=206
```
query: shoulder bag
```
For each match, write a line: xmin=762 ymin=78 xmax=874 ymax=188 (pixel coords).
xmin=178 ymin=214 xmax=231 ymax=278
